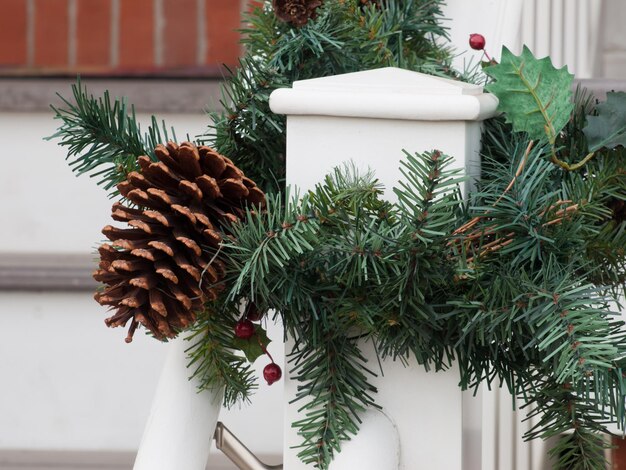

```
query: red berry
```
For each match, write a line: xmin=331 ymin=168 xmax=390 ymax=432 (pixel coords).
xmin=245 ymin=302 xmax=265 ymax=322
xmin=234 ymin=319 xmax=255 ymax=339
xmin=469 ymin=33 xmax=486 ymax=51
xmin=263 ymin=363 xmax=282 ymax=385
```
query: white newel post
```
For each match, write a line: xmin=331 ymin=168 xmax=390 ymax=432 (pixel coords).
xmin=133 ymin=335 xmax=223 ymax=470
xmin=270 ymin=67 xmax=498 ymax=470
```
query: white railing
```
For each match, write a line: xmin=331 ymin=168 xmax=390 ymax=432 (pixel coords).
xmin=521 ymin=0 xmax=604 ymax=78
xmin=444 ymin=0 xmax=604 ymax=79
xmin=467 ymin=388 xmax=552 ymax=470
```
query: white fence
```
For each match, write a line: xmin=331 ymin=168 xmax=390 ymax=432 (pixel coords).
xmin=521 ymin=0 xmax=604 ymax=78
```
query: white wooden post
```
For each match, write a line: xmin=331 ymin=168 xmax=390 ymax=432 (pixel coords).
xmin=133 ymin=335 xmax=223 ymax=470
xmin=270 ymin=67 xmax=498 ymax=470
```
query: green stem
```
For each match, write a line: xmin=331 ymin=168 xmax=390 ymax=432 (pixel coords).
xmin=551 ymin=150 xmax=597 ymax=172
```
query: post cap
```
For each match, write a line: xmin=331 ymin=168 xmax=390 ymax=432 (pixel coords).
xmin=270 ymin=67 xmax=498 ymax=121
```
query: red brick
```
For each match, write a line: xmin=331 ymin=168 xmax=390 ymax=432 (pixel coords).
xmin=76 ymin=0 xmax=111 ymax=67
xmin=0 ymin=0 xmax=27 ymax=66
xmin=248 ymin=0 xmax=264 ymax=12
xmin=34 ymin=0 xmax=69 ymax=67
xmin=163 ymin=0 xmax=198 ymax=67
xmin=205 ymin=0 xmax=240 ymax=67
xmin=119 ymin=0 xmax=154 ymax=68
xmin=614 ymin=436 xmax=626 ymax=468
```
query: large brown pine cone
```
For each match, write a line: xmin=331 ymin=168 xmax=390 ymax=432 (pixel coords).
xmin=273 ymin=0 xmax=323 ymax=27
xmin=94 ymin=142 xmax=265 ymax=342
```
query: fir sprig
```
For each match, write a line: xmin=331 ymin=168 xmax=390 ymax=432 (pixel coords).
xmin=186 ymin=301 xmax=257 ymax=407
xmin=49 ymin=79 xmax=177 ymax=195
xmin=290 ymin=323 xmax=378 ymax=469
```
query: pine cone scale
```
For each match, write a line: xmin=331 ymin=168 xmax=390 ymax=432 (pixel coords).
xmin=110 ymin=259 xmax=149 ymax=272
xmin=203 ymin=229 xmax=222 ymax=247
xmin=103 ymin=225 xmax=148 ymax=241
xmin=142 ymin=210 xmax=173 ymax=227
xmin=130 ymin=248 xmax=157 ymax=261
xmin=171 ymin=204 xmax=198 ymax=224
xmin=127 ymin=219 xmax=155 ymax=233
xmin=155 ymin=144 xmax=181 ymax=170
xmin=148 ymin=240 xmax=175 ymax=257
xmin=111 ymin=202 xmax=143 ymax=221
xmin=126 ymin=189 xmax=161 ymax=210
xmin=221 ymin=178 xmax=250 ymax=198
xmin=175 ymin=145 xmax=203 ymax=178
xmin=192 ymin=211 xmax=213 ymax=229
xmin=198 ymin=147 xmax=227 ymax=176
xmin=128 ymin=173 xmax=153 ymax=191
xmin=129 ymin=274 xmax=158 ymax=290
xmin=145 ymin=162 xmax=181 ymax=189
xmin=173 ymin=233 xmax=202 ymax=257
xmin=195 ymin=175 xmax=222 ymax=199
xmin=137 ymin=155 xmax=152 ymax=172
xmin=149 ymin=290 xmax=168 ymax=317
xmin=146 ymin=188 xmax=178 ymax=206
xmin=179 ymin=180 xmax=203 ymax=202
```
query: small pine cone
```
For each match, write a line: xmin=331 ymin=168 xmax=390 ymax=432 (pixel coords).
xmin=609 ymin=198 xmax=626 ymax=223
xmin=94 ymin=142 xmax=265 ymax=342
xmin=273 ymin=0 xmax=323 ymax=27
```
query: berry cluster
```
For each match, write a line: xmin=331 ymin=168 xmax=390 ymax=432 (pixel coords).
xmin=234 ymin=304 xmax=282 ymax=386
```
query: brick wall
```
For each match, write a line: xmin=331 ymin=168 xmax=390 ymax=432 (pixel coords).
xmin=0 ymin=0 xmax=245 ymax=77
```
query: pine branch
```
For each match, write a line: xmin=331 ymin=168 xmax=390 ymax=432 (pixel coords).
xmin=222 ymin=191 xmax=320 ymax=303
xmin=290 ymin=324 xmax=378 ymax=470
xmin=395 ymin=149 xmax=464 ymax=242
xmin=523 ymin=378 xmax=611 ymax=470
xmin=202 ymin=59 xmax=289 ymax=193
xmin=186 ymin=301 xmax=257 ymax=407
xmin=49 ymin=78 xmax=177 ymax=195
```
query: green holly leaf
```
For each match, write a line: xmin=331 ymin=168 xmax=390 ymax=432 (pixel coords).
xmin=485 ymin=46 xmax=574 ymax=143
xmin=583 ymin=92 xmax=626 ymax=151
xmin=232 ymin=325 xmax=271 ymax=363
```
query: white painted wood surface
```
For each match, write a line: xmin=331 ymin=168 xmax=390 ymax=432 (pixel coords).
xmin=443 ymin=0 xmax=605 ymax=79
xmin=327 ymin=410 xmax=399 ymax=470
xmin=442 ymin=0 xmax=523 ymax=71
xmin=133 ymin=335 xmax=223 ymax=470
xmin=271 ymin=67 xmax=498 ymax=470
xmin=520 ymin=0 xmax=604 ymax=78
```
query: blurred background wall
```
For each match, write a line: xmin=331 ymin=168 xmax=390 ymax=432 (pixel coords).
xmin=0 ymin=0 xmax=625 ymax=469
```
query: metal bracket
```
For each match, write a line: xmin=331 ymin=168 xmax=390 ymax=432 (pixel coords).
xmin=213 ymin=422 xmax=283 ymax=470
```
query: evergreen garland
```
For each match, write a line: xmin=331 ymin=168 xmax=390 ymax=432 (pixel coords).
xmin=48 ymin=1 xmax=626 ymax=469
